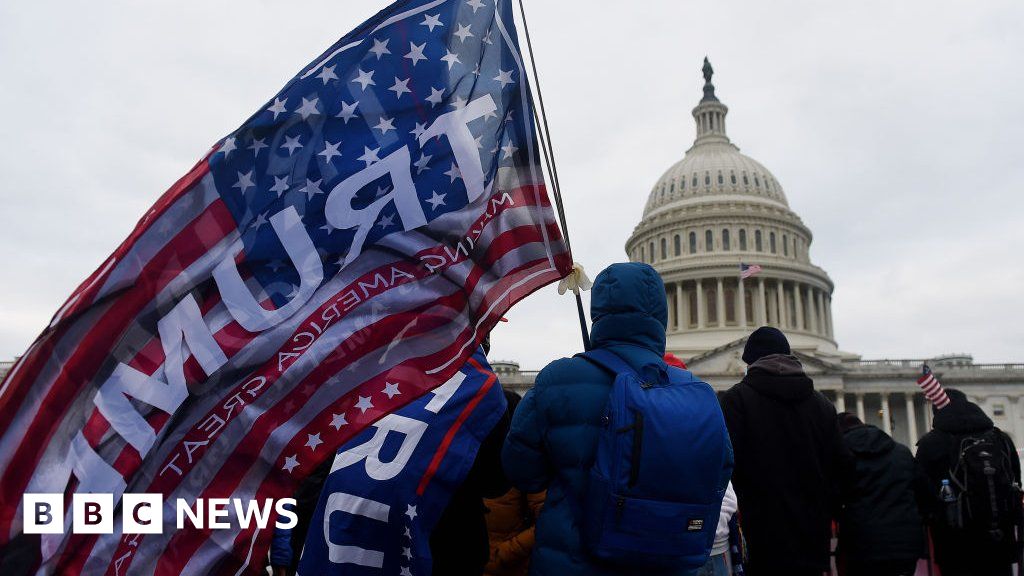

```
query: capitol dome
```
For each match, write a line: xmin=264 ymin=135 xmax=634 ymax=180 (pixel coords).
xmin=627 ymin=59 xmax=846 ymax=360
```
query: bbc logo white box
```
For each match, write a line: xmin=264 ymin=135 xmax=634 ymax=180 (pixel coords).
xmin=72 ymin=494 xmax=114 ymax=534
xmin=23 ymin=494 xmax=63 ymax=534
xmin=122 ymin=493 xmax=163 ymax=534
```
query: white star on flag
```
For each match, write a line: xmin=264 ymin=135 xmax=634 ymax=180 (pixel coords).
xmin=319 ymin=141 xmax=342 ymax=163
xmin=441 ymin=49 xmax=461 ymax=70
xmin=282 ymin=455 xmax=299 ymax=473
xmin=467 ymin=0 xmax=486 ymax=13
xmin=413 ymin=152 xmax=432 ymax=173
xmin=233 ymin=170 xmax=255 ymax=193
xmin=281 ymin=135 xmax=303 ymax=155
xmin=330 ymin=412 xmax=348 ymax=430
xmin=359 ymin=146 xmax=381 ymax=166
xmin=377 ymin=213 xmax=396 ymax=229
xmin=427 ymin=191 xmax=447 ymax=210
xmin=248 ymin=138 xmax=268 ymax=157
xmin=269 ymin=176 xmax=290 ymax=196
xmin=501 ymin=143 xmax=519 ymax=159
xmin=218 ymin=137 xmax=237 ymax=157
xmin=266 ymin=97 xmax=288 ymax=119
xmin=382 ymin=382 xmax=402 ymax=399
xmin=305 ymin=433 xmax=323 ymax=451
xmin=494 ymin=69 xmax=515 ymax=88
xmin=375 ymin=116 xmax=397 ymax=134
xmin=421 ymin=13 xmax=444 ymax=32
xmin=389 ymin=77 xmax=412 ymax=99
xmin=405 ymin=505 xmax=418 ymax=520
xmin=453 ymin=23 xmax=474 ymax=42
xmin=405 ymin=42 xmax=428 ymax=66
xmin=355 ymin=395 xmax=374 ymax=413
xmin=445 ymin=163 xmax=463 ymax=182
xmin=369 ymin=38 xmax=391 ymax=59
xmin=352 ymin=69 xmax=376 ymax=91
xmin=295 ymin=97 xmax=321 ymax=120
xmin=315 ymin=65 xmax=338 ymax=84
xmin=426 ymin=87 xmax=445 ymax=107
xmin=337 ymin=100 xmax=359 ymax=123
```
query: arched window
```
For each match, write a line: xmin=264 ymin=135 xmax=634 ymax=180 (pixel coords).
xmin=755 ymin=230 xmax=763 ymax=252
xmin=640 ymin=245 xmax=645 ymax=262
xmin=681 ymin=178 xmax=686 ymax=191
xmin=730 ymin=173 xmax=737 ymax=185
xmin=674 ymin=235 xmax=681 ymax=256
xmin=704 ymin=173 xmax=711 ymax=186
xmin=649 ymin=242 xmax=655 ymax=262
xmin=723 ymin=229 xmax=731 ymax=251
xmin=770 ymin=232 xmax=777 ymax=254
xmin=660 ymin=238 xmax=667 ymax=260
xmin=739 ymin=229 xmax=748 ymax=251
xmin=692 ymin=175 xmax=698 ymax=188
xmin=783 ymin=234 xmax=789 ymax=256
xmin=717 ymin=173 xmax=724 ymax=185
xmin=705 ymin=230 xmax=714 ymax=252
xmin=689 ymin=232 xmax=697 ymax=254
xmin=725 ymin=288 xmax=736 ymax=324
xmin=743 ymin=173 xmax=749 ymax=186
xmin=793 ymin=237 xmax=798 ymax=258
xmin=755 ymin=175 xmax=761 ymax=188
xmin=670 ymin=182 xmax=675 ymax=193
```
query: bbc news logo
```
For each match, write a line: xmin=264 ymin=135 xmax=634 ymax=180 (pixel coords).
xmin=23 ymin=494 xmax=298 ymax=534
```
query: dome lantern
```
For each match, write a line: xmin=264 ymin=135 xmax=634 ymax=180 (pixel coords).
xmin=692 ymin=58 xmax=732 ymax=147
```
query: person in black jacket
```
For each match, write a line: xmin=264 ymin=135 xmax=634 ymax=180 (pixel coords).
xmin=835 ymin=412 xmax=925 ymax=576
xmin=915 ymin=388 xmax=1022 ymax=576
xmin=718 ymin=327 xmax=848 ymax=576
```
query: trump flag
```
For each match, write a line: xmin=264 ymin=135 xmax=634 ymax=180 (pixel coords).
xmin=0 ymin=0 xmax=570 ymax=573
xmin=296 ymin=349 xmax=506 ymax=576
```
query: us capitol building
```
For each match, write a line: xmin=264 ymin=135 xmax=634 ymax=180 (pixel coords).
xmin=496 ymin=59 xmax=1024 ymax=449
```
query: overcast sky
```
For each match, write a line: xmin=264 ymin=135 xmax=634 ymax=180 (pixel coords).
xmin=1 ymin=0 xmax=1022 ymax=369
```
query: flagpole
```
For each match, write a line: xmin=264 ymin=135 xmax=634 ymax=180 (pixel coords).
xmin=515 ymin=0 xmax=591 ymax=350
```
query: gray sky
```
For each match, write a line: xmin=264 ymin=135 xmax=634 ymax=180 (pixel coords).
xmin=1 ymin=0 xmax=1022 ymax=370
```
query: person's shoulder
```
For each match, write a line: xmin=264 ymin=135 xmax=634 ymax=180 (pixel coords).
xmin=534 ymin=355 xmax=605 ymax=387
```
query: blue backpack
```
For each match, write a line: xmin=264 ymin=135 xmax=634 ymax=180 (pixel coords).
xmin=579 ymin=349 xmax=733 ymax=570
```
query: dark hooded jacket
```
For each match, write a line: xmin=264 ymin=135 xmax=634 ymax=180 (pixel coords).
xmin=915 ymin=392 xmax=1022 ymax=572
xmin=837 ymin=424 xmax=925 ymax=566
xmin=718 ymin=353 xmax=848 ymax=574
xmin=502 ymin=263 xmax=710 ymax=576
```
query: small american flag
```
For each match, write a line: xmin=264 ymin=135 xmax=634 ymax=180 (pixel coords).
xmin=740 ymin=263 xmax=762 ymax=280
xmin=918 ymin=364 xmax=951 ymax=410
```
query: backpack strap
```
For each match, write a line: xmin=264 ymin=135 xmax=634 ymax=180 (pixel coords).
xmin=576 ymin=349 xmax=639 ymax=379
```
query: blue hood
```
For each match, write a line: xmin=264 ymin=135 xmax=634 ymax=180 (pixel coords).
xmin=589 ymin=263 xmax=667 ymax=359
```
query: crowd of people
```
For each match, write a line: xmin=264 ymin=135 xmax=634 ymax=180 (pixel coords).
xmin=273 ymin=262 xmax=1024 ymax=576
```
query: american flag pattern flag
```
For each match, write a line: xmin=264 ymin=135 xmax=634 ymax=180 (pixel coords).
xmin=740 ymin=263 xmax=762 ymax=280
xmin=0 ymin=0 xmax=570 ymax=573
xmin=918 ymin=364 xmax=951 ymax=410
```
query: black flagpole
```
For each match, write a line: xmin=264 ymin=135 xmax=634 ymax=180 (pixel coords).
xmin=515 ymin=0 xmax=591 ymax=351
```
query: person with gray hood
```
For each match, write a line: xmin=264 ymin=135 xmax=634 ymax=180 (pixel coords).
xmin=719 ymin=327 xmax=849 ymax=576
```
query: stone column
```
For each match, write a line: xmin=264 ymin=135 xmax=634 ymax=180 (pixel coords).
xmin=835 ymin=391 xmax=846 ymax=413
xmin=776 ymin=280 xmax=787 ymax=329
xmin=666 ymin=283 xmax=676 ymax=332
xmin=905 ymin=394 xmax=919 ymax=446
xmin=815 ymin=290 xmax=825 ymax=335
xmin=696 ymin=279 xmax=706 ymax=329
xmin=757 ymin=278 xmax=767 ymax=326
xmin=880 ymin=393 xmax=892 ymax=435
xmin=716 ymin=278 xmax=726 ymax=327
xmin=676 ymin=282 xmax=685 ymax=331
xmin=856 ymin=393 xmax=866 ymax=422
xmin=825 ymin=294 xmax=835 ymax=338
xmin=808 ymin=287 xmax=819 ymax=335
xmin=794 ymin=283 xmax=805 ymax=331
xmin=738 ymin=278 xmax=747 ymax=327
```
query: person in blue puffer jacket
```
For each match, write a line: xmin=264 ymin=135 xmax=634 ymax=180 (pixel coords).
xmin=502 ymin=262 xmax=696 ymax=576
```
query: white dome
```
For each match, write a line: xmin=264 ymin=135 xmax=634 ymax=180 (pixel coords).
xmin=644 ymin=143 xmax=790 ymax=217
